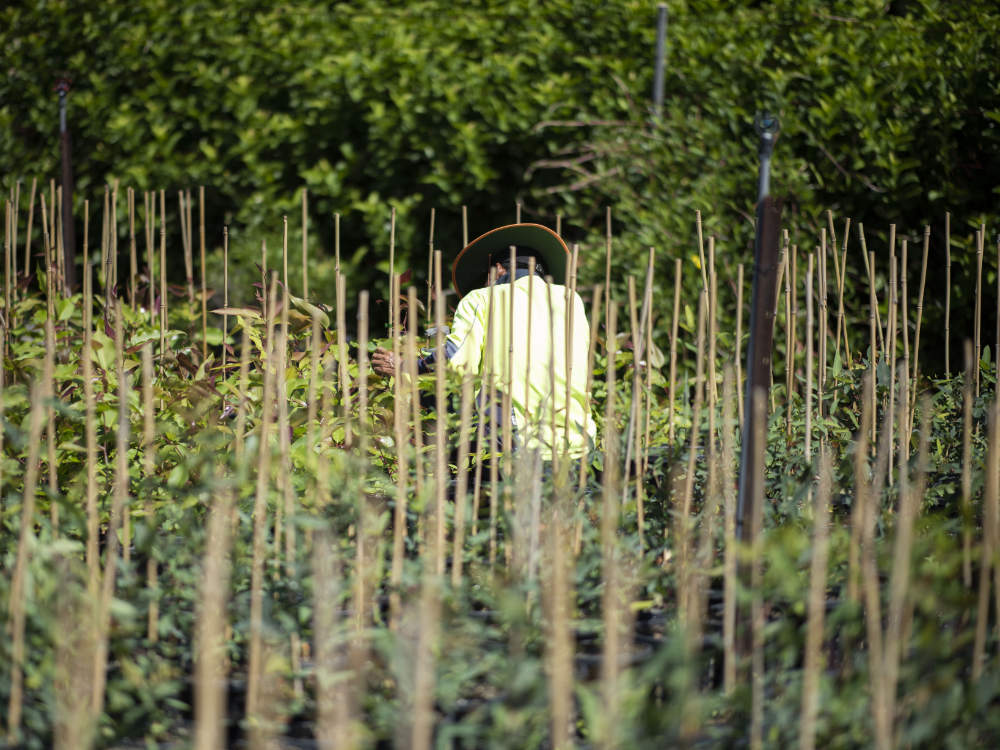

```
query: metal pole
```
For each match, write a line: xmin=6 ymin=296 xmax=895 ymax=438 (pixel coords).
xmin=56 ymin=78 xmax=77 ymax=291
xmin=652 ymin=4 xmax=668 ymax=115
xmin=736 ymin=113 xmax=781 ymax=545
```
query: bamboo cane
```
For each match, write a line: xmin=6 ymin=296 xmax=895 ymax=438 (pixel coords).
xmin=575 ymin=283 xmax=604 ymax=548
xmin=92 ymin=301 xmax=130 ymax=718
xmin=805 ymin=253 xmax=814 ymax=460
xmin=193 ymin=472 xmax=234 ymax=750
xmin=261 ymin=239 xmax=268 ymax=322
xmin=336 ymin=272 xmax=351 ymax=448
xmin=246 ymin=278 xmax=278 ymax=720
xmin=159 ymin=190 xmax=167 ymax=407
xmin=389 ymin=282 xmax=411 ymax=630
xmin=129 ymin=187 xmax=137 ymax=311
xmin=141 ymin=343 xmax=159 ymax=643
xmin=836 ymin=218 xmax=851 ymax=365
xmin=945 ymin=213 xmax=952 ymax=375
xmin=722 ymin=368 xmax=738 ymax=694
xmin=887 ymin=257 xmax=897 ymax=484
xmin=222 ymin=226 xmax=229 ymax=382
xmin=736 ymin=262 xmax=745 ymax=429
xmin=425 ymin=207 xmax=435 ymax=324
xmin=975 ymin=227 xmax=984 ymax=396
xmin=784 ymin=246 xmax=793 ymax=436
xmin=971 ymin=400 xmax=998 ymax=682
xmin=900 ymin=238 xmax=909 ymax=370
xmin=451 ymin=375 xmax=474 ymax=588
xmin=868 ymin=251 xmax=878 ymax=449
xmin=708 ymin=235 xmax=718 ymax=409
xmin=961 ymin=341 xmax=974 ymax=588
xmin=668 ymin=258 xmax=682 ymax=442
xmin=199 ymin=186 xmax=207 ymax=361
xmin=543 ymin=498 xmax=573 ymax=750
xmin=799 ymin=449 xmax=832 ymax=750
xmin=23 ymin=177 xmax=36 ymax=282
xmin=819 ymin=230 xmax=827 ymax=402
xmin=145 ymin=192 xmax=156 ymax=326
xmin=910 ymin=226 xmax=930 ymax=417
xmin=604 ymin=207 xmax=612 ymax=337
xmin=5 ymin=383 xmax=46 ymax=744
xmin=388 ymin=206 xmax=396 ymax=338
xmin=433 ymin=252 xmax=447 ymax=576
xmin=312 ymin=528 xmax=349 ymax=747
xmin=301 ymin=187 xmax=309 ymax=299
xmin=749 ymin=390 xmax=767 ymax=750
xmin=10 ymin=182 xmax=18 ymax=303
xmin=696 ymin=209 xmax=708 ymax=292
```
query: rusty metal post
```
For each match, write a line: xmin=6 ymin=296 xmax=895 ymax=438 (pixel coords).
xmin=56 ymin=78 xmax=77 ymax=291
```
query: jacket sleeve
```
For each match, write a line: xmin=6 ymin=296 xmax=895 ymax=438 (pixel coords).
xmin=443 ymin=291 xmax=487 ymax=376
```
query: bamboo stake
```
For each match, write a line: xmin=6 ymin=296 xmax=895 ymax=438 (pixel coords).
xmin=790 ymin=243 xmax=799 ymax=402
xmin=388 ymin=206 xmax=396 ymax=338
xmin=389 ymin=283 xmax=412 ymax=629
xmin=128 ymin=187 xmax=137 ymax=311
xmin=179 ymin=190 xmax=193 ymax=303
xmin=975 ymin=227 xmax=985 ymax=396
xmin=961 ymin=341 xmax=974 ymax=588
xmin=600 ymin=302 xmax=625 ymax=749
xmin=301 ymin=187 xmax=309 ymax=299
xmin=4 ymin=200 xmax=10 ymax=320
xmin=678 ymin=292 xmax=706 ymax=625
xmin=10 ymin=182 xmax=18 ymax=303
xmin=910 ymin=226 xmax=930 ymax=413
xmin=44 ymin=228 xmax=59 ymax=530
xmin=575 ymin=283 xmax=604 ymax=544
xmin=276 ymin=307 xmax=295 ymax=578
xmin=140 ymin=343 xmax=159 ymax=643
xmin=805 ymin=253 xmax=814 ymax=460
xmin=82 ymin=263 xmax=99 ymax=596
xmin=451 ymin=375 xmax=474 ymax=588
xmin=945 ymin=213 xmax=951 ymax=375
xmin=784 ymin=247 xmax=793 ymax=435
xmin=722 ymin=368 xmax=738 ymax=694
xmin=336 ymin=271 xmax=351 ymax=447
xmin=486 ymin=267 xmax=499 ymax=566
xmin=543 ymin=500 xmax=573 ymax=750
xmin=972 ymin=396 xmax=998 ymax=680
xmin=884 ymin=361 xmax=914 ymax=744
xmin=406 ymin=286 xmax=425 ymax=542
xmin=900 ymin=238 xmax=909 ymax=371
xmin=261 ymin=239 xmax=268 ymax=322
xmin=819 ymin=230 xmax=827 ymax=401
xmin=159 ymin=191 xmax=167 ymax=407
xmin=312 ymin=528 xmax=349 ymax=747
xmin=799 ymin=449 xmax=832 ymax=750
xmin=199 ymin=186 xmax=207 ymax=361
xmin=23 ymin=177 xmax=36 ymax=282
xmin=56 ymin=185 xmax=65 ymax=295
xmin=736 ymin=262 xmax=745 ymax=430
xmin=887 ymin=257 xmax=897 ymax=483
xmin=695 ymin=209 xmax=708 ymax=292
xmin=410 ymin=533 xmax=441 ymax=750
xmin=868 ymin=251 xmax=878 ymax=449
xmin=425 ymin=208 xmax=435 ymax=323
xmin=145 ymin=192 xmax=155 ymax=326
xmin=433 ymin=252 xmax=447 ymax=576
xmin=93 ymin=302 xmax=130 ymax=718
xmin=604 ymin=207 xmax=612 ymax=337
xmin=996 ymin=236 xmax=1000 ymax=380
xmin=708 ymin=236 xmax=718 ymax=409
xmin=5 ymin=383 xmax=46 ymax=744
xmin=193 ymin=473 xmax=234 ymax=750
xmin=859 ymin=224 xmax=884 ymax=355
xmin=835 ymin=218 xmax=851 ymax=364
xmin=668 ymin=258 xmax=681 ymax=442
xmin=222 ymin=226 xmax=229 ymax=382
xmin=461 ymin=204 xmax=468 ymax=246
xmin=355 ymin=291 xmax=372 ymax=630
xmin=246 ymin=278 xmax=278 ymax=721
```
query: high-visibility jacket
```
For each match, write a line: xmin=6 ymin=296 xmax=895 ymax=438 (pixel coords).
xmin=438 ymin=272 xmax=596 ymax=461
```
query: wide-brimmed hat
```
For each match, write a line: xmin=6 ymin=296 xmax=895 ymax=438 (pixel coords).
xmin=451 ymin=223 xmax=570 ymax=298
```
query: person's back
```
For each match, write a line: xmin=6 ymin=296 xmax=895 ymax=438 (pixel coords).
xmin=447 ymin=272 xmax=594 ymax=461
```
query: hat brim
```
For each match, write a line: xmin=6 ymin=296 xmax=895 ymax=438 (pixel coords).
xmin=451 ymin=223 xmax=570 ymax=298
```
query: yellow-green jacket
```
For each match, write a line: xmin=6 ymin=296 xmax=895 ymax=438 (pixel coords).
xmin=436 ymin=272 xmax=596 ymax=461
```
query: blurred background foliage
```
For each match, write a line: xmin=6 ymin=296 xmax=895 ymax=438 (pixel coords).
xmin=2 ymin=0 xmax=998 ymax=366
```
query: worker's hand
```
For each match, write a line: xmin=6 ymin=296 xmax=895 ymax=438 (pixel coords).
xmin=371 ymin=346 xmax=396 ymax=377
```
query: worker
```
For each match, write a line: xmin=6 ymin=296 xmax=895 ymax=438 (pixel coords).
xmin=371 ymin=222 xmax=596 ymax=464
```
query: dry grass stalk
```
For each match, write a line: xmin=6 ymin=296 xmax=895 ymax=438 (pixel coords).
xmin=721 ymin=368 xmax=739 ymax=693
xmin=972 ymin=400 xmax=999 ymax=681
xmin=945 ymin=212 xmax=952 ymax=375
xmin=246 ymin=278 xmax=278 ymax=720
xmin=961 ymin=341 xmax=975 ymax=588
xmin=668 ymin=257 xmax=682 ymax=442
xmin=93 ymin=302 xmax=131 ymax=718
xmin=975 ymin=227 xmax=985 ymax=396
xmin=542 ymin=500 xmax=574 ymax=750
xmin=193 ymin=476 xmax=235 ymax=750
xmin=5 ymin=383 xmax=46 ymax=745
xmin=799 ymin=449 xmax=832 ymax=750
xmin=451 ymin=375 xmax=475 ymax=587
xmin=141 ymin=343 xmax=159 ymax=642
